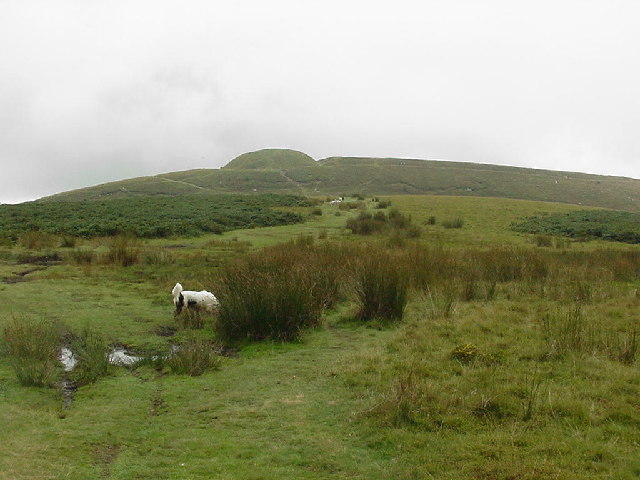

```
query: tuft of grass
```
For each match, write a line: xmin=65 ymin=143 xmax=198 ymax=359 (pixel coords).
xmin=540 ymin=304 xmax=595 ymax=357
xmin=441 ymin=218 xmax=464 ymax=229
xmin=355 ymin=252 xmax=409 ymax=322
xmin=67 ymin=248 xmax=96 ymax=265
xmin=1 ymin=317 xmax=61 ymax=387
xmin=521 ymin=367 xmax=545 ymax=422
xmin=141 ymin=248 xmax=175 ymax=265
xmin=69 ymin=327 xmax=111 ymax=386
xmin=175 ymin=309 xmax=212 ymax=330
xmin=167 ymin=340 xmax=221 ymax=376
xmin=60 ymin=235 xmax=77 ymax=248
xmin=18 ymin=231 xmax=57 ymax=250
xmin=216 ymin=244 xmax=341 ymax=342
xmin=103 ymin=234 xmax=140 ymax=266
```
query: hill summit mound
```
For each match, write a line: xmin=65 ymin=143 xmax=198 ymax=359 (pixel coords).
xmin=223 ymin=149 xmax=316 ymax=170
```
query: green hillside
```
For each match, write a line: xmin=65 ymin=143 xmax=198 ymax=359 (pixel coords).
xmin=223 ymin=148 xmax=316 ymax=170
xmin=40 ymin=149 xmax=640 ymax=211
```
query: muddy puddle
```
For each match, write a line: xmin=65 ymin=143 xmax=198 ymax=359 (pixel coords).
xmin=4 ymin=266 xmax=47 ymax=284
xmin=58 ymin=346 xmax=146 ymax=409
xmin=58 ymin=347 xmax=143 ymax=371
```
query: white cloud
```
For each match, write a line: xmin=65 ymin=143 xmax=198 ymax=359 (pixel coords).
xmin=1 ymin=0 xmax=639 ymax=202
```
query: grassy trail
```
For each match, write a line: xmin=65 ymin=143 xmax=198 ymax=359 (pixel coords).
xmin=0 ymin=320 xmax=396 ymax=479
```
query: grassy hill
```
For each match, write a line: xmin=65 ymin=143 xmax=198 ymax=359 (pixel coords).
xmin=223 ymin=148 xmax=316 ymax=170
xmin=39 ymin=149 xmax=640 ymax=211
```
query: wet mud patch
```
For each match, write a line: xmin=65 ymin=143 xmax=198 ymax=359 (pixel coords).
xmin=61 ymin=377 xmax=78 ymax=410
xmin=4 ymin=266 xmax=47 ymax=284
xmin=153 ymin=324 xmax=177 ymax=337
xmin=16 ymin=253 xmax=63 ymax=265
xmin=213 ymin=344 xmax=239 ymax=358
xmin=150 ymin=383 xmax=168 ymax=416
xmin=92 ymin=444 xmax=121 ymax=479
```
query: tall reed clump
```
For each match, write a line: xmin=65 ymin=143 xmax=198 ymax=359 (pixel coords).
xmin=175 ymin=309 xmax=210 ymax=330
xmin=69 ymin=327 xmax=111 ymax=386
xmin=19 ymin=231 xmax=56 ymax=250
xmin=540 ymin=304 xmax=598 ymax=357
xmin=167 ymin=340 xmax=221 ymax=376
xmin=1 ymin=317 xmax=61 ymax=387
xmin=215 ymin=243 xmax=342 ymax=342
xmin=355 ymin=250 xmax=409 ymax=322
xmin=103 ymin=234 xmax=140 ymax=266
xmin=68 ymin=248 xmax=96 ymax=265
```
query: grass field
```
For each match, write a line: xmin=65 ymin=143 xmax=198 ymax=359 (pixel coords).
xmin=1 ymin=195 xmax=639 ymax=479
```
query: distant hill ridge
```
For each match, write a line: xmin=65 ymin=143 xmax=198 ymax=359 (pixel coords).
xmin=40 ymin=149 xmax=640 ymax=212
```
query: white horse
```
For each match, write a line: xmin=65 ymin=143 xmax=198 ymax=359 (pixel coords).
xmin=171 ymin=282 xmax=219 ymax=315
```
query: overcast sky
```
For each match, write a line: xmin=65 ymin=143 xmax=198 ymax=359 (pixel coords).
xmin=1 ymin=0 xmax=639 ymax=203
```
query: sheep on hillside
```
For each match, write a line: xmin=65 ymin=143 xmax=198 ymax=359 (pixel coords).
xmin=171 ymin=282 xmax=219 ymax=315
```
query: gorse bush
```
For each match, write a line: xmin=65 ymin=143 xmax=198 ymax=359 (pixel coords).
xmin=2 ymin=318 xmax=61 ymax=387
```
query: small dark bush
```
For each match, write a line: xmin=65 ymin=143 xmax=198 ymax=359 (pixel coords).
xmin=442 ymin=218 xmax=464 ymax=229
xmin=355 ymin=253 xmax=409 ymax=322
xmin=534 ymin=235 xmax=553 ymax=247
xmin=60 ymin=235 xmax=77 ymax=248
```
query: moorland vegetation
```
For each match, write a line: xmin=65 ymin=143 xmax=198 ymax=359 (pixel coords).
xmin=0 ymin=194 xmax=310 ymax=240
xmin=0 ymin=194 xmax=639 ymax=479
